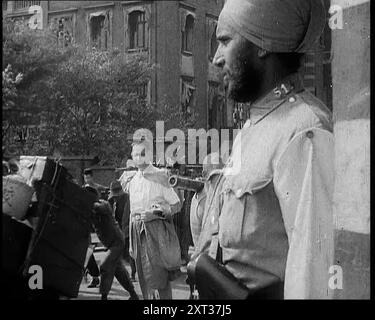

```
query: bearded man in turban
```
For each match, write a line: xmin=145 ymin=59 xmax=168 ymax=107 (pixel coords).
xmin=193 ymin=0 xmax=334 ymax=299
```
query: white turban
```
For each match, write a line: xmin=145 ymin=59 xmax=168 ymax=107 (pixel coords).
xmin=218 ymin=0 xmax=326 ymax=53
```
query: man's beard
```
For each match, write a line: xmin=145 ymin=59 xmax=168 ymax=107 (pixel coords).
xmin=227 ymin=55 xmax=263 ymax=103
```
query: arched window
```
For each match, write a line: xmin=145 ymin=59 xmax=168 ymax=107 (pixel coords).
xmin=181 ymin=77 xmax=196 ymax=113
xmin=209 ymin=25 xmax=218 ymax=61
xmin=182 ymin=14 xmax=194 ymax=53
xmin=208 ymin=82 xmax=226 ymax=129
xmin=90 ymin=15 xmax=105 ymax=48
xmin=129 ymin=10 xmax=147 ymax=49
xmin=54 ymin=16 xmax=74 ymax=48
xmin=89 ymin=11 xmax=111 ymax=50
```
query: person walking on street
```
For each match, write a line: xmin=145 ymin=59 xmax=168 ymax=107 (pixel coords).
xmin=82 ymin=168 xmax=106 ymax=287
xmin=128 ymin=140 xmax=182 ymax=300
xmin=85 ymin=186 xmax=139 ymax=300
xmin=108 ymin=180 xmax=137 ymax=281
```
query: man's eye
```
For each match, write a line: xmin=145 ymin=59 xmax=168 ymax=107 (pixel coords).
xmin=218 ymin=37 xmax=230 ymax=45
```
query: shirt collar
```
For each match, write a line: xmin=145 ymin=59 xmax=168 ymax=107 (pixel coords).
xmin=137 ymin=164 xmax=155 ymax=176
xmin=248 ymin=73 xmax=305 ymax=125
xmin=206 ymin=169 xmax=223 ymax=181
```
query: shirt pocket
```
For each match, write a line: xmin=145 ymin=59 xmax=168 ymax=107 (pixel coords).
xmin=219 ymin=170 xmax=273 ymax=247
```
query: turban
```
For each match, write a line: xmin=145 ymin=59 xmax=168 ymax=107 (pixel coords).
xmin=218 ymin=0 xmax=326 ymax=53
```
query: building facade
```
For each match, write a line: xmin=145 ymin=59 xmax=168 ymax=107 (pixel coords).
xmin=3 ymin=0 xmax=332 ymax=130
xmin=3 ymin=0 xmax=228 ymax=130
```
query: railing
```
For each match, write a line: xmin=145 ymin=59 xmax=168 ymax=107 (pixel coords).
xmin=14 ymin=0 xmax=41 ymax=10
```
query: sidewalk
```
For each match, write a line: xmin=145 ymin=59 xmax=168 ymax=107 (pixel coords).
xmin=75 ymin=251 xmax=191 ymax=300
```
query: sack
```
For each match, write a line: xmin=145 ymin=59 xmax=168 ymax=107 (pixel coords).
xmin=3 ymin=175 xmax=34 ymax=220
xmin=157 ymin=220 xmax=182 ymax=271
xmin=187 ymin=253 xmax=249 ymax=300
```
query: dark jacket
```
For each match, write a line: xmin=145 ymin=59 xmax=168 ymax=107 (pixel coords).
xmin=108 ymin=193 xmax=131 ymax=239
xmin=92 ymin=201 xmax=124 ymax=249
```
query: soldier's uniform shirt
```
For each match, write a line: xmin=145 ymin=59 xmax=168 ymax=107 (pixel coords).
xmin=190 ymin=170 xmax=223 ymax=258
xmin=196 ymin=73 xmax=334 ymax=299
xmin=190 ymin=190 xmax=207 ymax=249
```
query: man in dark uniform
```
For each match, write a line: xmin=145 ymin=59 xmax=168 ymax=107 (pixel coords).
xmin=107 ymin=180 xmax=136 ymax=281
xmin=85 ymin=186 xmax=139 ymax=300
xmin=82 ymin=168 xmax=103 ymax=288
xmin=83 ymin=168 xmax=107 ymax=199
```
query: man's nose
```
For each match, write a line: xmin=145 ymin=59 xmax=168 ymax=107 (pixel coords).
xmin=212 ymin=48 xmax=224 ymax=68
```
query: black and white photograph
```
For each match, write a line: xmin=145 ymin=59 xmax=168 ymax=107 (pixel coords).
xmin=2 ymin=0 xmax=370 ymax=304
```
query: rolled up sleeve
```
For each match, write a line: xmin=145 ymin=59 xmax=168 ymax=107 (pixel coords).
xmin=161 ymin=186 xmax=181 ymax=216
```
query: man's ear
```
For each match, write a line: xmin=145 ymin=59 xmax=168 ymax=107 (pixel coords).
xmin=257 ymin=49 xmax=269 ymax=59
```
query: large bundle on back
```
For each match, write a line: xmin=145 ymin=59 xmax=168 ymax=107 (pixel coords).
xmin=2 ymin=156 xmax=97 ymax=299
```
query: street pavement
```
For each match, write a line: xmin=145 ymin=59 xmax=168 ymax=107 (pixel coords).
xmin=74 ymin=251 xmax=191 ymax=300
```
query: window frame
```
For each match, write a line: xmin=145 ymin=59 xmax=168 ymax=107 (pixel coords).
xmin=181 ymin=13 xmax=195 ymax=55
xmin=128 ymin=10 xmax=147 ymax=50
xmin=14 ymin=1 xmax=41 ymax=11
xmin=87 ymin=10 xmax=112 ymax=51
xmin=207 ymin=81 xmax=227 ymax=129
xmin=181 ymin=77 xmax=196 ymax=113
xmin=209 ymin=24 xmax=218 ymax=62
xmin=49 ymin=13 xmax=76 ymax=48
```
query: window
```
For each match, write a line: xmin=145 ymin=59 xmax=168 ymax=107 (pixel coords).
xmin=302 ymin=53 xmax=316 ymax=95
xmin=14 ymin=1 xmax=40 ymax=10
xmin=129 ymin=10 xmax=147 ymax=50
xmin=129 ymin=82 xmax=149 ymax=103
xmin=89 ymin=12 xmax=110 ymax=50
xmin=232 ymin=101 xmax=250 ymax=129
xmin=136 ymin=83 xmax=148 ymax=99
xmin=181 ymin=78 xmax=196 ymax=113
xmin=90 ymin=15 xmax=105 ymax=49
xmin=50 ymin=16 xmax=74 ymax=48
xmin=3 ymin=1 xmax=7 ymax=11
xmin=182 ymin=14 xmax=194 ymax=53
xmin=209 ymin=25 xmax=218 ymax=61
xmin=208 ymin=82 xmax=225 ymax=129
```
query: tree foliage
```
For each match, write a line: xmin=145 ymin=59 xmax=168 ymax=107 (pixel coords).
xmin=2 ymin=18 xmax=196 ymax=165
xmin=40 ymin=47 xmax=156 ymax=163
xmin=2 ymin=64 xmax=23 ymax=111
